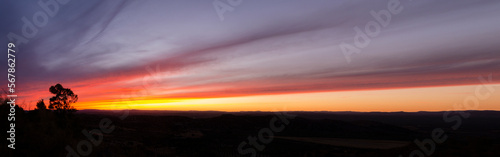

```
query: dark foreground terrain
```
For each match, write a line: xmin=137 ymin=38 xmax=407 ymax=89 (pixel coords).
xmin=2 ymin=109 xmax=500 ymax=156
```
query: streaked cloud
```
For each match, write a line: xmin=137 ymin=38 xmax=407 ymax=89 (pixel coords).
xmin=1 ymin=0 xmax=499 ymax=110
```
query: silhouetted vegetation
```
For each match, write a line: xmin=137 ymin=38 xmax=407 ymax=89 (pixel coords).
xmin=48 ymin=84 xmax=78 ymax=114
xmin=1 ymin=84 xmax=82 ymax=156
xmin=36 ymin=99 xmax=46 ymax=110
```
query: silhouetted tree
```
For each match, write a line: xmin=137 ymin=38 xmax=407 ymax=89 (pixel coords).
xmin=36 ymin=99 xmax=46 ymax=110
xmin=48 ymin=84 xmax=78 ymax=113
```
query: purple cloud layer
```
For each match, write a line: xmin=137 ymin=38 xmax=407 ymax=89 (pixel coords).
xmin=1 ymin=0 xmax=499 ymax=102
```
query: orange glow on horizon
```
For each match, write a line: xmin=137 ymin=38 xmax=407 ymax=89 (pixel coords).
xmin=70 ymin=84 xmax=500 ymax=112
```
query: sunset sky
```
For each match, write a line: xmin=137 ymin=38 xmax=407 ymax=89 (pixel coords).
xmin=1 ymin=0 xmax=499 ymax=111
